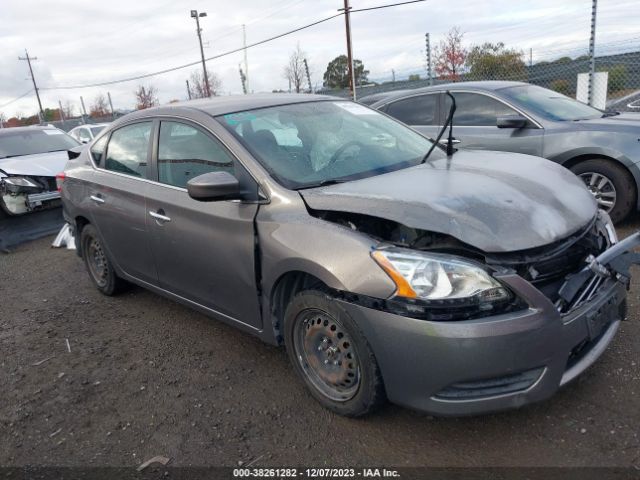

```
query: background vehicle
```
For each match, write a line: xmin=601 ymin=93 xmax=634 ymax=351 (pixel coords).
xmin=363 ymin=81 xmax=640 ymax=223
xmin=68 ymin=124 xmax=109 ymax=144
xmin=61 ymin=95 xmax=635 ymax=417
xmin=0 ymin=126 xmax=79 ymax=216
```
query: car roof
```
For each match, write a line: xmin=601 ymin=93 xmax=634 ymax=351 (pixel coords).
xmin=368 ymin=81 xmax=529 ymax=106
xmin=122 ymin=93 xmax=342 ymax=122
xmin=0 ymin=125 xmax=62 ymax=136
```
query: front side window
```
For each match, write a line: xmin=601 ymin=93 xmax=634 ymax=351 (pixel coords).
xmin=218 ymin=101 xmax=442 ymax=189
xmin=103 ymin=122 xmax=151 ymax=178
xmin=444 ymin=93 xmax=517 ymax=126
xmin=78 ymin=128 xmax=92 ymax=143
xmin=499 ymin=84 xmax=602 ymax=121
xmin=386 ymin=94 xmax=438 ymax=125
xmin=157 ymin=121 xmax=235 ymax=188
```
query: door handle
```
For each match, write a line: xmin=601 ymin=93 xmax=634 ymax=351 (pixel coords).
xmin=149 ymin=210 xmax=171 ymax=223
xmin=90 ymin=195 xmax=105 ymax=204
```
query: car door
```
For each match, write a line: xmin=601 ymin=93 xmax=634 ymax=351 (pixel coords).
xmin=442 ymin=91 xmax=544 ymax=156
xmin=87 ymin=121 xmax=157 ymax=284
xmin=145 ymin=119 xmax=262 ymax=329
xmin=382 ymin=93 xmax=441 ymax=140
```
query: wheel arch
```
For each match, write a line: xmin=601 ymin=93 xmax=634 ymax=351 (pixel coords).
xmin=74 ymin=215 xmax=91 ymax=257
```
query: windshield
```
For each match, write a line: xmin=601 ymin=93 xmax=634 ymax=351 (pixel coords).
xmin=217 ymin=101 xmax=442 ymax=189
xmin=90 ymin=126 xmax=106 ymax=136
xmin=0 ymin=129 xmax=79 ymax=158
xmin=500 ymin=84 xmax=602 ymax=121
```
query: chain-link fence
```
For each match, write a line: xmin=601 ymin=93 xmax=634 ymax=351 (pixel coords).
xmin=318 ymin=43 xmax=640 ymax=113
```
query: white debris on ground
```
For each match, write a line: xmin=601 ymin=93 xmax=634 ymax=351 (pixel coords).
xmin=51 ymin=223 xmax=76 ymax=250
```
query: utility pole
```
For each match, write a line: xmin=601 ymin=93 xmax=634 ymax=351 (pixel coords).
xmin=186 ymin=80 xmax=192 ymax=99
xmin=80 ymin=96 xmax=87 ymax=124
xmin=18 ymin=50 xmax=45 ymax=123
xmin=425 ymin=33 xmax=432 ymax=86
xmin=303 ymin=58 xmax=312 ymax=93
xmin=191 ymin=10 xmax=211 ymax=97
xmin=239 ymin=65 xmax=247 ymax=94
xmin=107 ymin=92 xmax=115 ymax=119
xmin=58 ymin=100 xmax=66 ymax=127
xmin=340 ymin=0 xmax=357 ymax=101
xmin=529 ymin=48 xmax=533 ymax=67
xmin=588 ymin=0 xmax=598 ymax=106
xmin=242 ymin=24 xmax=249 ymax=93
xmin=391 ymin=69 xmax=396 ymax=83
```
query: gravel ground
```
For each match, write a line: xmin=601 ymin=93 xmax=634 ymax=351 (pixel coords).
xmin=0 ymin=215 xmax=639 ymax=469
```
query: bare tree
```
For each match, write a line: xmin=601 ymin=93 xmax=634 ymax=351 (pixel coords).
xmin=284 ymin=44 xmax=307 ymax=93
xmin=61 ymin=100 xmax=75 ymax=119
xmin=134 ymin=85 xmax=159 ymax=110
xmin=89 ymin=93 xmax=110 ymax=118
xmin=188 ymin=70 xmax=222 ymax=99
xmin=434 ymin=26 xmax=467 ymax=81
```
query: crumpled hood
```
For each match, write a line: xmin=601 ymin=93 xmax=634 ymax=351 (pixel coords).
xmin=300 ymin=150 xmax=597 ymax=253
xmin=0 ymin=150 xmax=69 ymax=177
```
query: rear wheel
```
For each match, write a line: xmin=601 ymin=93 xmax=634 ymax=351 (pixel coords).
xmin=570 ymin=159 xmax=636 ymax=223
xmin=284 ymin=289 xmax=385 ymax=417
xmin=80 ymin=224 xmax=126 ymax=295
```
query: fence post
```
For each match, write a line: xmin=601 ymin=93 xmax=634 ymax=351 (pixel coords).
xmin=588 ymin=0 xmax=598 ymax=106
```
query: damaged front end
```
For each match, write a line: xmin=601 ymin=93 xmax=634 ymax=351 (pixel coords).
xmin=0 ymin=175 xmax=61 ymax=215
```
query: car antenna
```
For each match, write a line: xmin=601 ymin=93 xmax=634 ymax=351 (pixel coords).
xmin=420 ymin=90 xmax=457 ymax=164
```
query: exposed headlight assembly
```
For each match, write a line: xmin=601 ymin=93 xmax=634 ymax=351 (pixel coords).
xmin=372 ymin=247 xmax=510 ymax=305
xmin=2 ymin=176 xmax=41 ymax=194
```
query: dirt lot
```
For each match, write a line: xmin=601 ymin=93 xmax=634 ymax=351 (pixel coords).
xmin=1 ymin=215 xmax=639 ymax=469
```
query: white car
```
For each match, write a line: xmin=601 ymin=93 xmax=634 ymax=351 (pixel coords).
xmin=68 ymin=123 xmax=109 ymax=144
xmin=0 ymin=126 xmax=79 ymax=216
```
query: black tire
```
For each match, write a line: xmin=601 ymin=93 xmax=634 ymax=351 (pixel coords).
xmin=79 ymin=224 xmax=126 ymax=295
xmin=283 ymin=289 xmax=386 ymax=417
xmin=570 ymin=159 xmax=636 ymax=223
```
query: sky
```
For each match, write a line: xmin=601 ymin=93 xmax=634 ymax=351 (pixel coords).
xmin=1 ymin=0 xmax=638 ymax=118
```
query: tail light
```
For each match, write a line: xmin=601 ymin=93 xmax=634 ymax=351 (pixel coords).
xmin=56 ymin=172 xmax=66 ymax=192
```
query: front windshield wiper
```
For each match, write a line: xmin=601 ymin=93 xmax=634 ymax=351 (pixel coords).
xmin=602 ymin=111 xmax=620 ymax=117
xmin=421 ymin=90 xmax=457 ymax=164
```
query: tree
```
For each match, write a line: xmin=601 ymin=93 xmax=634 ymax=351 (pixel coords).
xmin=89 ymin=93 xmax=110 ymax=118
xmin=466 ymin=42 xmax=527 ymax=81
xmin=606 ymin=65 xmax=628 ymax=93
xmin=434 ymin=26 xmax=467 ymax=81
xmin=408 ymin=74 xmax=421 ymax=81
xmin=549 ymin=79 xmax=571 ymax=96
xmin=283 ymin=44 xmax=307 ymax=93
xmin=134 ymin=85 xmax=159 ymax=110
xmin=188 ymin=70 xmax=222 ymax=98
xmin=322 ymin=55 xmax=369 ymax=89
xmin=61 ymin=100 xmax=75 ymax=119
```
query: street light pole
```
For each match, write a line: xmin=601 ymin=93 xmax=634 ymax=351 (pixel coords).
xmin=191 ymin=9 xmax=211 ymax=98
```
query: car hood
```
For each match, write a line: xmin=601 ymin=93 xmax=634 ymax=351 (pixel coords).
xmin=299 ymin=150 xmax=597 ymax=253
xmin=574 ymin=112 xmax=640 ymax=131
xmin=0 ymin=150 xmax=68 ymax=177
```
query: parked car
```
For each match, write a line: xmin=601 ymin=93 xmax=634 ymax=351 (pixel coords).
xmin=0 ymin=126 xmax=79 ymax=216
xmin=68 ymin=123 xmax=109 ymax=144
xmin=60 ymin=94 xmax=639 ymax=416
xmin=362 ymin=81 xmax=640 ymax=223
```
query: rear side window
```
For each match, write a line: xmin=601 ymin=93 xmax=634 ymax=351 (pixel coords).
xmin=103 ymin=122 xmax=152 ymax=178
xmin=445 ymin=93 xmax=517 ymax=126
xmin=386 ymin=94 xmax=438 ymax=125
xmin=157 ymin=121 xmax=235 ymax=188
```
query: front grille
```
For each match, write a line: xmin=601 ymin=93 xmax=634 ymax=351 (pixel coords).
xmin=434 ymin=367 xmax=544 ymax=400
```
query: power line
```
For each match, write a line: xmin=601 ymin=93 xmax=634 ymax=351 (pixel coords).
xmin=0 ymin=90 xmax=33 ymax=109
xmin=351 ymin=0 xmax=427 ymax=13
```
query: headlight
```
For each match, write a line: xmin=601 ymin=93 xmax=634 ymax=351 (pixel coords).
xmin=3 ymin=177 xmax=39 ymax=188
xmin=372 ymin=247 xmax=509 ymax=303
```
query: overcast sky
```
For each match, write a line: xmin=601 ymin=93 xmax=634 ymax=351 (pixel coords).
xmin=1 ymin=0 xmax=638 ymax=118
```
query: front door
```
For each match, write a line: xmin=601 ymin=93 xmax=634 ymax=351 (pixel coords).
xmin=145 ymin=120 xmax=262 ymax=329
xmin=87 ymin=121 xmax=157 ymax=284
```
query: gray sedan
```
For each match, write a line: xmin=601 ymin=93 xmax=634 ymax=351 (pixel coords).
xmin=60 ymin=94 xmax=639 ymax=416
xmin=363 ymin=81 xmax=640 ymax=223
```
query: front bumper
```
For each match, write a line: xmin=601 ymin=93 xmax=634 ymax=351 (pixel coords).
xmin=341 ymin=234 xmax=639 ymax=416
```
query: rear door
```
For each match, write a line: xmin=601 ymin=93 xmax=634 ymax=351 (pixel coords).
xmin=145 ymin=119 xmax=262 ymax=329
xmin=382 ymin=93 xmax=441 ymax=140
xmin=87 ymin=121 xmax=157 ymax=284
xmin=442 ymin=91 xmax=544 ymax=156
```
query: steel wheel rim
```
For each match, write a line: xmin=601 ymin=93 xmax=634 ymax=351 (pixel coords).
xmin=293 ymin=308 xmax=361 ymax=402
xmin=579 ymin=172 xmax=617 ymax=211
xmin=87 ymin=237 xmax=108 ymax=287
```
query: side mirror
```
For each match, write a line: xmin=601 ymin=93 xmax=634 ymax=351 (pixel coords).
xmin=187 ymin=171 xmax=241 ymax=201
xmin=497 ymin=114 xmax=528 ymax=129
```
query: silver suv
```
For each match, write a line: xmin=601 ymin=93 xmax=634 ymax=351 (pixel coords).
xmin=60 ymin=94 xmax=639 ymax=416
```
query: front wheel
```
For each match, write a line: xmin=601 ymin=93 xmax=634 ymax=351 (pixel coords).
xmin=570 ymin=159 xmax=636 ymax=223
xmin=283 ymin=290 xmax=386 ymax=417
xmin=80 ymin=224 xmax=127 ymax=295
